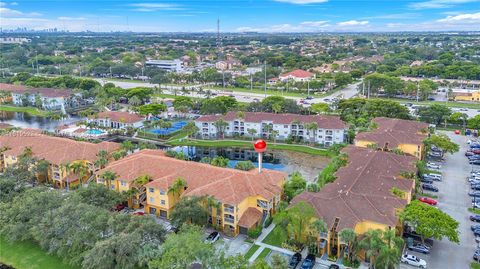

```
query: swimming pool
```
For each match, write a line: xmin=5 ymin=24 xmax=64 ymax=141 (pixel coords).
xmin=84 ymin=129 xmax=106 ymax=135
xmin=150 ymin=121 xmax=188 ymax=135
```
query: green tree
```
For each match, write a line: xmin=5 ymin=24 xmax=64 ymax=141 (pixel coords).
xmin=121 ymin=140 xmax=136 ymax=153
xmin=234 ymin=160 xmax=255 ymax=171
xmin=339 ymin=228 xmax=358 ymax=264
xmin=211 ymin=156 xmax=229 ymax=168
xmin=310 ymin=103 xmax=330 ymax=114
xmin=170 ymin=196 xmax=209 ymax=228
xmin=138 ymin=103 xmax=167 ymax=116
xmin=417 ymin=104 xmax=452 ymax=125
xmin=274 ymin=201 xmax=318 ymax=245
xmin=247 ymin=128 xmax=258 ymax=140
xmin=213 ymin=119 xmax=229 ymax=139
xmin=283 ymin=171 xmax=307 ymax=201
xmin=72 ymin=184 xmax=124 ymax=209
xmin=168 ymin=177 xmax=187 ymax=204
xmin=400 ymin=200 xmax=459 ymax=244
xmin=468 ymin=115 xmax=480 ymax=130
xmin=424 ymin=134 xmax=459 ymax=154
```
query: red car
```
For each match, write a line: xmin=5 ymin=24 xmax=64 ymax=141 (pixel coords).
xmin=133 ymin=212 xmax=145 ymax=216
xmin=418 ymin=197 xmax=437 ymax=205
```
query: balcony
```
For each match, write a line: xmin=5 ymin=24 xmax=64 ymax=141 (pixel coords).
xmin=224 ymin=217 xmax=235 ymax=224
xmin=224 ymin=207 xmax=235 ymax=214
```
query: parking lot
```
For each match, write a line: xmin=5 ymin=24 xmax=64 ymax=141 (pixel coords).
xmin=401 ymin=132 xmax=476 ymax=269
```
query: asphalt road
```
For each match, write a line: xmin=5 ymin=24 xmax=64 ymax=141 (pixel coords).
xmin=401 ymin=132 xmax=475 ymax=269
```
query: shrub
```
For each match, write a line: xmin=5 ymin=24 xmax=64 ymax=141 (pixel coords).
xmin=247 ymin=225 xmax=263 ymax=239
xmin=235 ymin=161 xmax=255 ymax=171
xmin=264 ymin=216 xmax=273 ymax=228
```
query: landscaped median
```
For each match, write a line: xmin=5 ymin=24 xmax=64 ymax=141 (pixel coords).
xmin=0 ymin=236 xmax=78 ymax=269
xmin=166 ymin=138 xmax=335 ymax=157
xmin=0 ymin=105 xmax=47 ymax=117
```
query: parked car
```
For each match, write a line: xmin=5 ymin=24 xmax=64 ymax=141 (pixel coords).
xmin=471 ymin=224 xmax=480 ymax=231
xmin=300 ymin=254 xmax=316 ymax=269
xmin=328 ymin=265 xmax=340 ymax=269
xmin=425 ymin=173 xmax=442 ymax=180
xmin=422 ymin=184 xmax=439 ymax=192
xmin=420 ymin=178 xmax=434 ymax=184
xmin=472 ymin=185 xmax=480 ymax=191
xmin=306 ymin=96 xmax=313 ymax=100
xmin=470 ymin=215 xmax=480 ymax=222
xmin=407 ymin=243 xmax=431 ymax=254
xmin=473 ymin=228 xmax=480 ymax=237
xmin=401 ymin=254 xmax=427 ymax=268
xmin=288 ymin=253 xmax=302 ymax=269
xmin=427 ymin=163 xmax=441 ymax=169
xmin=468 ymin=191 xmax=480 ymax=197
xmin=418 ymin=197 xmax=437 ymax=205
xmin=473 ymin=202 xmax=480 ymax=208
xmin=113 ymin=204 xmax=126 ymax=212
xmin=204 ymin=231 xmax=220 ymax=244
xmin=474 ymin=249 xmax=480 ymax=261
xmin=132 ymin=212 xmax=145 ymax=216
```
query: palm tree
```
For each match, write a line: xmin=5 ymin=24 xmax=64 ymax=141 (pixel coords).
xmin=101 ymin=170 xmax=117 ymax=189
xmin=375 ymin=230 xmax=404 ymax=269
xmin=307 ymin=219 xmax=327 ymax=253
xmin=34 ymin=160 xmax=50 ymax=183
xmin=247 ymin=128 xmax=257 ymax=140
xmin=213 ymin=119 xmax=228 ymax=139
xmin=69 ymin=161 xmax=89 ymax=184
xmin=339 ymin=228 xmax=357 ymax=264
xmin=168 ymin=177 xmax=187 ymax=204
xmin=203 ymin=195 xmax=221 ymax=227
xmin=305 ymin=122 xmax=319 ymax=145
xmin=271 ymin=130 xmax=279 ymax=143
xmin=183 ymin=122 xmax=199 ymax=138
xmin=95 ymin=150 xmax=109 ymax=170
xmin=263 ymin=123 xmax=273 ymax=140
xmin=128 ymin=95 xmax=142 ymax=106
xmin=121 ymin=140 xmax=136 ymax=154
xmin=358 ymin=229 xmax=383 ymax=264
xmin=272 ymin=103 xmax=282 ymax=114
xmin=236 ymin=111 xmax=245 ymax=119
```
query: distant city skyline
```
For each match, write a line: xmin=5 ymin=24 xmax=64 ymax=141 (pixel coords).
xmin=0 ymin=0 xmax=479 ymax=32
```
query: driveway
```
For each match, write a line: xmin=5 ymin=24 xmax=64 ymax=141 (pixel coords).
xmin=401 ymin=132 xmax=475 ymax=269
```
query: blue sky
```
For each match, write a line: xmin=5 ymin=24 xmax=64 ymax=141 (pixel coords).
xmin=1 ymin=0 xmax=479 ymax=32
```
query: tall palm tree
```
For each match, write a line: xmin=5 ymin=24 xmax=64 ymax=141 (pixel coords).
xmin=247 ymin=128 xmax=257 ymax=140
xmin=375 ymin=230 xmax=404 ymax=269
xmin=34 ymin=160 xmax=50 ymax=183
xmin=101 ymin=170 xmax=117 ymax=189
xmin=307 ymin=219 xmax=327 ymax=253
xmin=213 ymin=119 xmax=228 ymax=139
xmin=339 ymin=228 xmax=357 ymax=264
xmin=305 ymin=122 xmax=319 ymax=145
xmin=69 ymin=161 xmax=89 ymax=184
xmin=271 ymin=130 xmax=279 ymax=143
xmin=168 ymin=177 xmax=187 ymax=204
xmin=95 ymin=150 xmax=109 ymax=170
xmin=121 ymin=140 xmax=136 ymax=154
xmin=358 ymin=229 xmax=383 ymax=264
xmin=203 ymin=195 xmax=221 ymax=226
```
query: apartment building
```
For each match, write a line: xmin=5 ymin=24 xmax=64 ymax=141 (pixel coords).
xmin=195 ymin=112 xmax=347 ymax=146
xmin=0 ymin=83 xmax=74 ymax=111
xmin=145 ymin=59 xmax=183 ymax=72
xmin=96 ymin=149 xmax=286 ymax=236
xmin=292 ymin=146 xmax=417 ymax=258
xmin=355 ymin=117 xmax=429 ymax=159
xmin=0 ymin=129 xmax=119 ymax=188
xmin=87 ymin=111 xmax=145 ymax=129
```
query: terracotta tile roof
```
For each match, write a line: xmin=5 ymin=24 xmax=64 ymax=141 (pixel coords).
xmin=196 ymin=111 xmax=347 ymax=129
xmin=0 ymin=123 xmax=13 ymax=129
xmin=280 ymin=69 xmax=314 ymax=79
xmin=291 ymin=145 xmax=416 ymax=231
xmin=453 ymin=92 xmax=472 ymax=97
xmin=0 ymin=129 xmax=120 ymax=165
xmin=97 ymin=149 xmax=286 ymax=205
xmin=356 ymin=117 xmax=429 ymax=149
xmin=238 ymin=208 xmax=263 ymax=228
xmin=93 ymin=111 xmax=145 ymax=124
xmin=0 ymin=83 xmax=73 ymax=98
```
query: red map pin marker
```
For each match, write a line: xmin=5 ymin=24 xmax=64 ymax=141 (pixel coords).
xmin=254 ymin=139 xmax=267 ymax=153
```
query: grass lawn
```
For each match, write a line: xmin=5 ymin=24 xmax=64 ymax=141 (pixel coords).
xmin=418 ymin=192 xmax=438 ymax=199
xmin=471 ymin=262 xmax=480 ymax=269
xmin=374 ymin=97 xmax=480 ymax=109
xmin=244 ymin=244 xmax=260 ymax=260
xmin=256 ymin=248 xmax=272 ymax=261
xmin=166 ymin=139 xmax=332 ymax=157
xmin=0 ymin=105 xmax=47 ymax=117
xmin=0 ymin=236 xmax=78 ymax=269
xmin=469 ymin=208 xmax=480 ymax=214
xmin=262 ymin=225 xmax=287 ymax=248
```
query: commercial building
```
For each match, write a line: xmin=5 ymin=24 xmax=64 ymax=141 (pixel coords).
xmin=0 ymin=83 xmax=74 ymax=111
xmin=96 ymin=149 xmax=286 ymax=236
xmin=453 ymin=90 xmax=480 ymax=102
xmin=145 ymin=59 xmax=183 ymax=72
xmin=355 ymin=117 xmax=429 ymax=159
xmin=292 ymin=146 xmax=417 ymax=258
xmin=195 ymin=111 xmax=347 ymax=147
xmin=279 ymin=69 xmax=315 ymax=82
xmin=87 ymin=111 xmax=145 ymax=129
xmin=0 ymin=129 xmax=119 ymax=188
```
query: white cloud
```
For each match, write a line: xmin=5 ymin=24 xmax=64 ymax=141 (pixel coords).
xmin=364 ymin=13 xmax=418 ymax=19
xmin=58 ymin=16 xmax=86 ymax=21
xmin=236 ymin=20 xmax=330 ymax=32
xmin=274 ymin=0 xmax=328 ymax=4
xmin=337 ymin=20 xmax=369 ymax=26
xmin=0 ymin=6 xmax=41 ymax=17
xmin=129 ymin=3 xmax=184 ymax=12
xmin=300 ymin=20 xmax=329 ymax=27
xmin=437 ymin=12 xmax=480 ymax=23
xmin=409 ymin=0 xmax=479 ymax=9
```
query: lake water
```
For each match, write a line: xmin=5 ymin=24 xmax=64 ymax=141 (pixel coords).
xmin=0 ymin=111 xmax=83 ymax=132
xmin=172 ymin=146 xmax=330 ymax=182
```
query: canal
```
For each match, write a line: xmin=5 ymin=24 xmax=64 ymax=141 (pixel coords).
xmin=0 ymin=111 xmax=83 ymax=132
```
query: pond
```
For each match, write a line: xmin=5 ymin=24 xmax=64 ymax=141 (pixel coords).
xmin=0 ymin=111 xmax=83 ymax=132
xmin=171 ymin=146 xmax=330 ymax=182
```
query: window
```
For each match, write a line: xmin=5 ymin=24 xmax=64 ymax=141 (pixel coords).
xmin=11 ymin=156 xmax=16 ymax=160
xmin=120 ymin=181 xmax=126 ymax=187
xmin=149 ymin=197 xmax=155 ymax=203
xmin=110 ymin=185 xmax=115 ymax=190
xmin=161 ymin=200 xmax=165 ymax=205
xmin=160 ymin=189 xmax=166 ymax=195
xmin=284 ymin=125 xmax=288 ymax=128
xmin=149 ymin=187 xmax=155 ymax=193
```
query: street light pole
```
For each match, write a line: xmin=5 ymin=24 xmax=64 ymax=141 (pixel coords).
xmin=264 ymin=61 xmax=267 ymax=98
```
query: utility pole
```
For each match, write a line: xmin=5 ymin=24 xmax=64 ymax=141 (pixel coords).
xmin=416 ymin=81 xmax=420 ymax=103
xmin=264 ymin=61 xmax=267 ymax=98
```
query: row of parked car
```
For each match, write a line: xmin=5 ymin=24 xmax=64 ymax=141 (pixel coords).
xmin=401 ymin=147 xmax=447 ymax=268
xmin=288 ymin=253 xmax=340 ymax=269
xmin=464 ymin=139 xmax=480 ymax=262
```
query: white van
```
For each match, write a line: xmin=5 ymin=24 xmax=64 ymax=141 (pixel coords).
xmin=425 ymin=173 xmax=442 ymax=180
